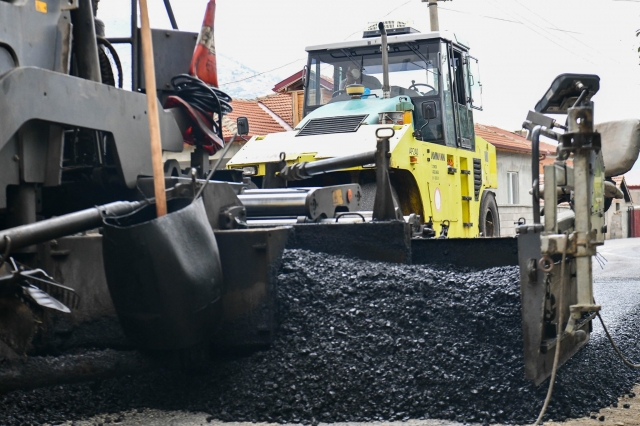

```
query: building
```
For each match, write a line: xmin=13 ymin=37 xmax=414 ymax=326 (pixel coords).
xmin=625 ymin=169 xmax=640 ymax=203
xmin=271 ymin=70 xmax=333 ymax=127
xmin=606 ymin=176 xmax=633 ymax=240
xmin=621 ymin=170 xmax=640 ymax=239
xmin=474 ymin=124 xmax=557 ymax=236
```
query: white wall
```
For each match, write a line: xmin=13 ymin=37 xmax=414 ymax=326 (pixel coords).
xmin=498 ymin=206 xmax=535 ymax=237
xmin=606 ymin=200 xmax=630 ymax=240
xmin=496 ymin=151 xmax=534 ymax=237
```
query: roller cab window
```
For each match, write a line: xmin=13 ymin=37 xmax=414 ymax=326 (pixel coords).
xmin=446 ymin=45 xmax=476 ymax=150
xmin=303 ymin=41 xmax=440 ymax=116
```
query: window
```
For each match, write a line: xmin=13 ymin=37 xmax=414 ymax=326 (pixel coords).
xmin=507 ymin=172 xmax=519 ymax=205
xmin=304 ymin=41 xmax=440 ymax=115
xmin=467 ymin=56 xmax=483 ymax=111
xmin=449 ymin=48 xmax=474 ymax=149
xmin=304 ymin=58 xmax=336 ymax=109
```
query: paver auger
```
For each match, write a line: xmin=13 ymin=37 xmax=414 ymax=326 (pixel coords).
xmin=0 ymin=0 xmax=637 ymax=392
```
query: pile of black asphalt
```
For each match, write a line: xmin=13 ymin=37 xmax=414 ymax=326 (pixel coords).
xmin=1 ymin=249 xmax=639 ymax=425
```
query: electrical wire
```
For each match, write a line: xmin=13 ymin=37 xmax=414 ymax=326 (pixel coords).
xmin=438 ymin=6 xmax=521 ymax=24
xmin=511 ymin=0 xmax=622 ymax=65
xmin=438 ymin=5 xmax=583 ymax=33
xmin=534 ymin=232 xmax=569 ymax=426
xmin=220 ymin=58 xmax=306 ymax=85
xmin=598 ymin=309 xmax=640 ymax=368
xmin=484 ymin=0 xmax=599 ymax=66
xmin=382 ymin=0 xmax=413 ymax=18
xmin=169 ymin=74 xmax=232 ymax=139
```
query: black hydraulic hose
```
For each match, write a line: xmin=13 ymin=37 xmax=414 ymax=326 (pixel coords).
xmin=303 ymin=150 xmax=377 ymax=177
xmin=169 ymin=74 xmax=232 ymax=139
xmin=0 ymin=201 xmax=143 ymax=253
xmin=531 ymin=125 xmax=542 ymax=224
xmin=97 ymin=36 xmax=124 ymax=88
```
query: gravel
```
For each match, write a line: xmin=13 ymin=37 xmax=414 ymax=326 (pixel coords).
xmin=1 ymin=249 xmax=639 ymax=425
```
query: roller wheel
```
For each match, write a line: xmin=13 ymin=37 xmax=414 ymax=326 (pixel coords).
xmin=479 ymin=191 xmax=500 ymax=237
xmin=360 ymin=182 xmax=401 ymax=212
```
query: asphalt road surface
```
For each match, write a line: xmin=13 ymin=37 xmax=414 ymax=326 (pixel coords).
xmin=34 ymin=238 xmax=640 ymax=426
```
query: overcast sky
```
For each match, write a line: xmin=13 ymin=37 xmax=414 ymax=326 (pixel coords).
xmin=99 ymin=0 xmax=640 ymax=153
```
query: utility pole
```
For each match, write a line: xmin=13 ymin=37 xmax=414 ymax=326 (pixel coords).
xmin=422 ymin=0 xmax=449 ymax=32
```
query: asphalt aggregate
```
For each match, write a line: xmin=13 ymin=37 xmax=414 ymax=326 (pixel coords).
xmin=2 ymin=247 xmax=640 ymax=425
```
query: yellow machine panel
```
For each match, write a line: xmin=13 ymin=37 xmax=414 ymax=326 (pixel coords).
xmin=388 ymin=127 xmax=497 ymax=237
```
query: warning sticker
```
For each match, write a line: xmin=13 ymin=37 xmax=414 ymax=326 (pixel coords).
xmin=332 ymin=189 xmax=344 ymax=206
xmin=35 ymin=0 xmax=47 ymax=13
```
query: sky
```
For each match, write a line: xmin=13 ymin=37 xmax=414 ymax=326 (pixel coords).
xmin=98 ymin=0 xmax=640 ymax=170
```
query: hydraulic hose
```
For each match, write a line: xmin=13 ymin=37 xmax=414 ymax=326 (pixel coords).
xmin=169 ymin=74 xmax=233 ymax=140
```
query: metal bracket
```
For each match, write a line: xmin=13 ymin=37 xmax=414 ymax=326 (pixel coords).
xmin=373 ymin=128 xmax=401 ymax=221
xmin=60 ymin=0 xmax=79 ymax=10
xmin=438 ymin=220 xmax=450 ymax=238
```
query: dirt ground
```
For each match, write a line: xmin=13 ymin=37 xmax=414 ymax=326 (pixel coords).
xmin=546 ymin=383 xmax=640 ymax=426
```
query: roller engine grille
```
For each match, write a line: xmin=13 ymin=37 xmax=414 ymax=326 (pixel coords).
xmin=296 ymin=114 xmax=368 ymax=137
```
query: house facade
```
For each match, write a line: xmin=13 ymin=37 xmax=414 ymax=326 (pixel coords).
xmin=606 ymin=176 xmax=633 ymax=240
xmin=474 ymin=124 xmax=557 ymax=237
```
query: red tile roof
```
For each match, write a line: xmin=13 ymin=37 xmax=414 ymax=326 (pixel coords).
xmin=272 ymin=70 xmax=333 ymax=93
xmin=222 ymin=99 xmax=288 ymax=141
xmin=624 ymin=169 xmax=640 ymax=187
xmin=259 ymin=93 xmax=294 ymax=127
xmin=475 ymin=124 xmax=557 ymax=156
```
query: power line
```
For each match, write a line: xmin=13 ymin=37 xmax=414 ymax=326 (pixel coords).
xmin=512 ymin=0 xmax=622 ymax=65
xmin=220 ymin=57 xmax=306 ymax=86
xmin=439 ymin=6 xmax=520 ymax=24
xmin=439 ymin=6 xmax=584 ymax=32
xmin=484 ymin=0 xmax=598 ymax=66
xmin=221 ymin=0 xmax=417 ymax=86
xmin=383 ymin=0 xmax=414 ymax=17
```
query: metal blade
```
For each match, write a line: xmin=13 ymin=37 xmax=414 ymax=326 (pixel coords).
xmin=23 ymin=285 xmax=71 ymax=313
xmin=23 ymin=274 xmax=80 ymax=310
